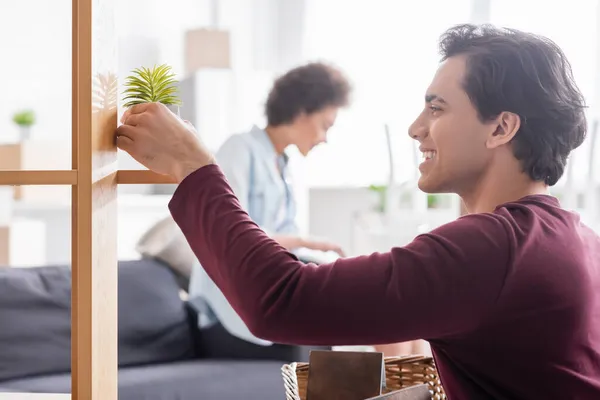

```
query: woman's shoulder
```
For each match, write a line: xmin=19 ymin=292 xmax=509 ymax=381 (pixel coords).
xmin=220 ymin=126 xmax=268 ymax=150
xmin=216 ymin=130 xmax=256 ymax=158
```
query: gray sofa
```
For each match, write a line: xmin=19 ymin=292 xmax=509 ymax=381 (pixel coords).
xmin=0 ymin=259 xmax=314 ymax=399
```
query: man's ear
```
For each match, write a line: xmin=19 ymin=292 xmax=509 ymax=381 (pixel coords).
xmin=486 ymin=111 xmax=520 ymax=149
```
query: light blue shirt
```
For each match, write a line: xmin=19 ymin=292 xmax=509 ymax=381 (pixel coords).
xmin=188 ymin=125 xmax=298 ymax=345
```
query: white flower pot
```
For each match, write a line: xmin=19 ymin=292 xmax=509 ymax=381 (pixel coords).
xmin=166 ymin=104 xmax=181 ymax=117
xmin=18 ymin=126 xmax=31 ymax=141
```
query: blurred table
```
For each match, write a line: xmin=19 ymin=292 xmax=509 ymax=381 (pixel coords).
xmin=351 ymin=209 xmax=458 ymax=255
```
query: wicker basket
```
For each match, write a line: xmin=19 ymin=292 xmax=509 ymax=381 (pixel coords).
xmin=281 ymin=355 xmax=446 ymax=400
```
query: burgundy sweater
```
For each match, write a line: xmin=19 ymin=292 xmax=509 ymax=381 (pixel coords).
xmin=169 ymin=165 xmax=600 ymax=400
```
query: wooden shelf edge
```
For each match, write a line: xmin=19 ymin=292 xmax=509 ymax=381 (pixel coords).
xmin=0 ymin=170 xmax=77 ymax=186
xmin=0 ymin=394 xmax=70 ymax=399
xmin=116 ymin=170 xmax=177 ymax=184
xmin=0 ymin=170 xmax=179 ymax=186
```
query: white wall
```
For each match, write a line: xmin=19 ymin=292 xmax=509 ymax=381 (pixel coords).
xmin=308 ymin=187 xmax=376 ymax=255
xmin=0 ymin=0 xmax=291 ymax=140
xmin=0 ymin=0 xmax=72 ymax=144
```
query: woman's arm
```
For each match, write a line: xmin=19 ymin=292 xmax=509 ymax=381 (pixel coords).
xmin=270 ymin=234 xmax=344 ymax=256
xmin=217 ymin=138 xmax=343 ymax=255
xmin=169 ymin=165 xmax=512 ymax=346
xmin=271 ymin=234 xmax=307 ymax=251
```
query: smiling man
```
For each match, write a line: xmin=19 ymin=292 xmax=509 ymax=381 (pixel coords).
xmin=116 ymin=24 xmax=600 ymax=399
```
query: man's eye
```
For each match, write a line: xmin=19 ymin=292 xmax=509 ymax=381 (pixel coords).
xmin=429 ymin=105 xmax=442 ymax=113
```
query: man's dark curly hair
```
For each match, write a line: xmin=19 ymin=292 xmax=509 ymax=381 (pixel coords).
xmin=265 ymin=62 xmax=351 ymax=126
xmin=439 ymin=24 xmax=587 ymax=186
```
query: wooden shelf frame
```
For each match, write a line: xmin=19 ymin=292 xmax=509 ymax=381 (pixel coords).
xmin=0 ymin=395 xmax=70 ymax=400
xmin=0 ymin=170 xmax=77 ymax=186
xmin=0 ymin=169 xmax=176 ymax=186
xmin=0 ymin=1 xmax=179 ymax=399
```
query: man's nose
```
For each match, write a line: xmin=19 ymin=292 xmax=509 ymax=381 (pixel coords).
xmin=408 ymin=120 xmax=428 ymax=141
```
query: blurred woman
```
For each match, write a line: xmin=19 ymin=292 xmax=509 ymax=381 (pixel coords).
xmin=188 ymin=62 xmax=352 ymax=359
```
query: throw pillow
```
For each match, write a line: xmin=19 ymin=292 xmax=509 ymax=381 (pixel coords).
xmin=136 ymin=216 xmax=196 ymax=290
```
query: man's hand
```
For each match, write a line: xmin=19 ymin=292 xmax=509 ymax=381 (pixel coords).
xmin=116 ymin=102 xmax=215 ymax=182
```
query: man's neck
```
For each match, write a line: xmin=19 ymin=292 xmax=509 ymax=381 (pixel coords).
xmin=460 ymin=160 xmax=548 ymax=214
xmin=264 ymin=125 xmax=291 ymax=155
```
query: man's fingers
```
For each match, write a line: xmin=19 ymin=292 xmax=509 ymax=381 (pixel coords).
xmin=122 ymin=112 xmax=144 ymax=127
xmin=116 ymin=135 xmax=134 ymax=153
xmin=121 ymin=102 xmax=166 ymax=124
xmin=115 ymin=124 xmax=139 ymax=141
xmin=127 ymin=102 xmax=154 ymax=115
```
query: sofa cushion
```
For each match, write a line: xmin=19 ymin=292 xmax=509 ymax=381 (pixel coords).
xmin=0 ymin=265 xmax=71 ymax=382
xmin=0 ymin=360 xmax=287 ymax=400
xmin=0 ymin=259 xmax=195 ymax=382
xmin=136 ymin=216 xmax=196 ymax=289
xmin=118 ymin=259 xmax=195 ymax=367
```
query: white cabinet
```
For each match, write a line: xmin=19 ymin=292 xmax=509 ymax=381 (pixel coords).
xmin=0 ymin=218 xmax=45 ymax=267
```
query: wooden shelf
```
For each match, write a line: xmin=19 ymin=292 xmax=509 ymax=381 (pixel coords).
xmin=1 ymin=2 xmax=177 ymax=395
xmin=0 ymin=394 xmax=70 ymax=400
xmin=0 ymin=170 xmax=178 ymax=186
xmin=116 ymin=170 xmax=177 ymax=184
xmin=0 ymin=170 xmax=77 ymax=186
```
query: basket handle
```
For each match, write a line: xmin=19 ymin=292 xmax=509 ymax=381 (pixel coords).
xmin=281 ymin=362 xmax=301 ymax=400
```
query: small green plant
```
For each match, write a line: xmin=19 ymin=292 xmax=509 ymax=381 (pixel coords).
xmin=368 ymin=184 xmax=387 ymax=213
xmin=122 ymin=64 xmax=182 ymax=107
xmin=12 ymin=110 xmax=36 ymax=127
xmin=427 ymin=194 xmax=440 ymax=209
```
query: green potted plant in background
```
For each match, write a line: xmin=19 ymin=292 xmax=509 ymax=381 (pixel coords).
xmin=368 ymin=184 xmax=388 ymax=213
xmin=427 ymin=193 xmax=453 ymax=209
xmin=12 ymin=109 xmax=36 ymax=141
xmin=122 ymin=64 xmax=182 ymax=113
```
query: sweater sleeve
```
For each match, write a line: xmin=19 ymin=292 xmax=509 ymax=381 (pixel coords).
xmin=169 ymin=165 xmax=512 ymax=346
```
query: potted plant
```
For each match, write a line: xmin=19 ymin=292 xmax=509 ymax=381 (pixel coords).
xmin=427 ymin=193 xmax=453 ymax=209
xmin=368 ymin=184 xmax=388 ymax=213
xmin=12 ymin=109 xmax=36 ymax=141
xmin=122 ymin=64 xmax=182 ymax=114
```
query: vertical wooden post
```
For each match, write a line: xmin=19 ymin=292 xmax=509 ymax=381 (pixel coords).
xmin=71 ymin=0 xmax=119 ymax=398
